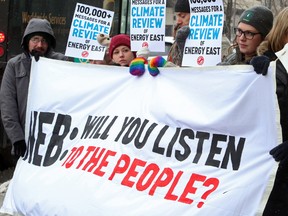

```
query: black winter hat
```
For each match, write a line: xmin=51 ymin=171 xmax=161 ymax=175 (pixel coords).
xmin=174 ymin=0 xmax=190 ymax=13
xmin=239 ymin=6 xmax=273 ymax=37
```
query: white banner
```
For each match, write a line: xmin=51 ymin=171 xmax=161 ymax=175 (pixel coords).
xmin=1 ymin=59 xmax=277 ymax=216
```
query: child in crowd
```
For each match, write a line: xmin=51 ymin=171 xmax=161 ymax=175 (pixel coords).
xmin=109 ymin=34 xmax=136 ymax=67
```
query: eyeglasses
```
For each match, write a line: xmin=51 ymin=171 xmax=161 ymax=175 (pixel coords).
xmin=30 ymin=36 xmax=48 ymax=45
xmin=234 ymin=28 xmax=261 ymax=40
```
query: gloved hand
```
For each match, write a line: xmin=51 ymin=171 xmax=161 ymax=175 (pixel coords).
xmin=250 ymin=55 xmax=270 ymax=75
xmin=136 ymin=45 xmax=150 ymax=60
xmin=270 ymin=141 xmax=288 ymax=164
xmin=171 ymin=26 xmax=190 ymax=66
xmin=13 ymin=140 xmax=26 ymax=158
xmin=148 ymin=56 xmax=167 ymax=76
xmin=175 ymin=26 xmax=190 ymax=55
xmin=129 ymin=57 xmax=147 ymax=76
xmin=31 ymin=50 xmax=41 ymax=62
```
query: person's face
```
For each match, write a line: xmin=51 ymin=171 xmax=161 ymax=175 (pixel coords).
xmin=112 ymin=45 xmax=135 ymax=66
xmin=28 ymin=35 xmax=48 ymax=56
xmin=175 ymin=12 xmax=190 ymax=28
xmin=236 ymin=23 xmax=263 ymax=59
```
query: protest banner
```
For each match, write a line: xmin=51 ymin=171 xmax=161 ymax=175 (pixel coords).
xmin=182 ymin=0 xmax=224 ymax=67
xmin=0 ymin=58 xmax=277 ymax=216
xmin=130 ymin=0 xmax=166 ymax=52
xmin=65 ymin=3 xmax=114 ymax=60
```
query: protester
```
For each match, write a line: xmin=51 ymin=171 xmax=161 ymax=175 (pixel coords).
xmin=171 ymin=0 xmax=190 ymax=38
xmin=108 ymin=34 xmax=136 ymax=67
xmin=221 ymin=6 xmax=273 ymax=65
xmin=254 ymin=7 xmax=288 ymax=215
xmin=168 ymin=0 xmax=235 ymax=66
xmin=0 ymin=18 xmax=68 ymax=158
xmin=167 ymin=0 xmax=190 ymax=66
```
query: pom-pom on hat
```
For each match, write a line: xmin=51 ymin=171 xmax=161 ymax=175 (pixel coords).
xmin=174 ymin=0 xmax=190 ymax=13
xmin=109 ymin=34 xmax=131 ymax=59
xmin=239 ymin=6 xmax=273 ymax=37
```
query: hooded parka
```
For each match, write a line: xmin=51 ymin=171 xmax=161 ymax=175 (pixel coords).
xmin=0 ymin=18 xmax=67 ymax=149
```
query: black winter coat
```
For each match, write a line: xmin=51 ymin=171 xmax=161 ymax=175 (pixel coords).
xmin=262 ymin=49 xmax=288 ymax=216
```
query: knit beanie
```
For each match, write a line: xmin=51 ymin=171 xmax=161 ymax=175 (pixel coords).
xmin=239 ymin=6 xmax=273 ymax=37
xmin=109 ymin=34 xmax=131 ymax=58
xmin=174 ymin=0 xmax=190 ymax=13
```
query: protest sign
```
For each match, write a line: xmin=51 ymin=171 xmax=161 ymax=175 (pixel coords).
xmin=65 ymin=3 xmax=114 ymax=60
xmin=1 ymin=59 xmax=277 ymax=216
xmin=182 ymin=0 xmax=224 ymax=66
xmin=130 ymin=0 xmax=166 ymax=52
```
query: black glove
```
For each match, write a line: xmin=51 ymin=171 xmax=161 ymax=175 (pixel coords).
xmin=13 ymin=140 xmax=26 ymax=158
xmin=270 ymin=141 xmax=288 ymax=164
xmin=250 ymin=55 xmax=270 ymax=75
xmin=31 ymin=50 xmax=41 ymax=62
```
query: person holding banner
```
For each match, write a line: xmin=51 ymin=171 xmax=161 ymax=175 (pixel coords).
xmin=221 ymin=6 xmax=273 ymax=65
xmin=108 ymin=34 xmax=136 ymax=67
xmin=254 ymin=7 xmax=288 ymax=216
xmin=0 ymin=18 xmax=68 ymax=159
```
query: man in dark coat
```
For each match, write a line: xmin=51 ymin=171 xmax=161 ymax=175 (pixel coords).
xmin=0 ymin=18 xmax=68 ymax=158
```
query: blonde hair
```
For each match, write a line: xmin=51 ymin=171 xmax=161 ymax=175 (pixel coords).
xmin=266 ymin=7 xmax=288 ymax=52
